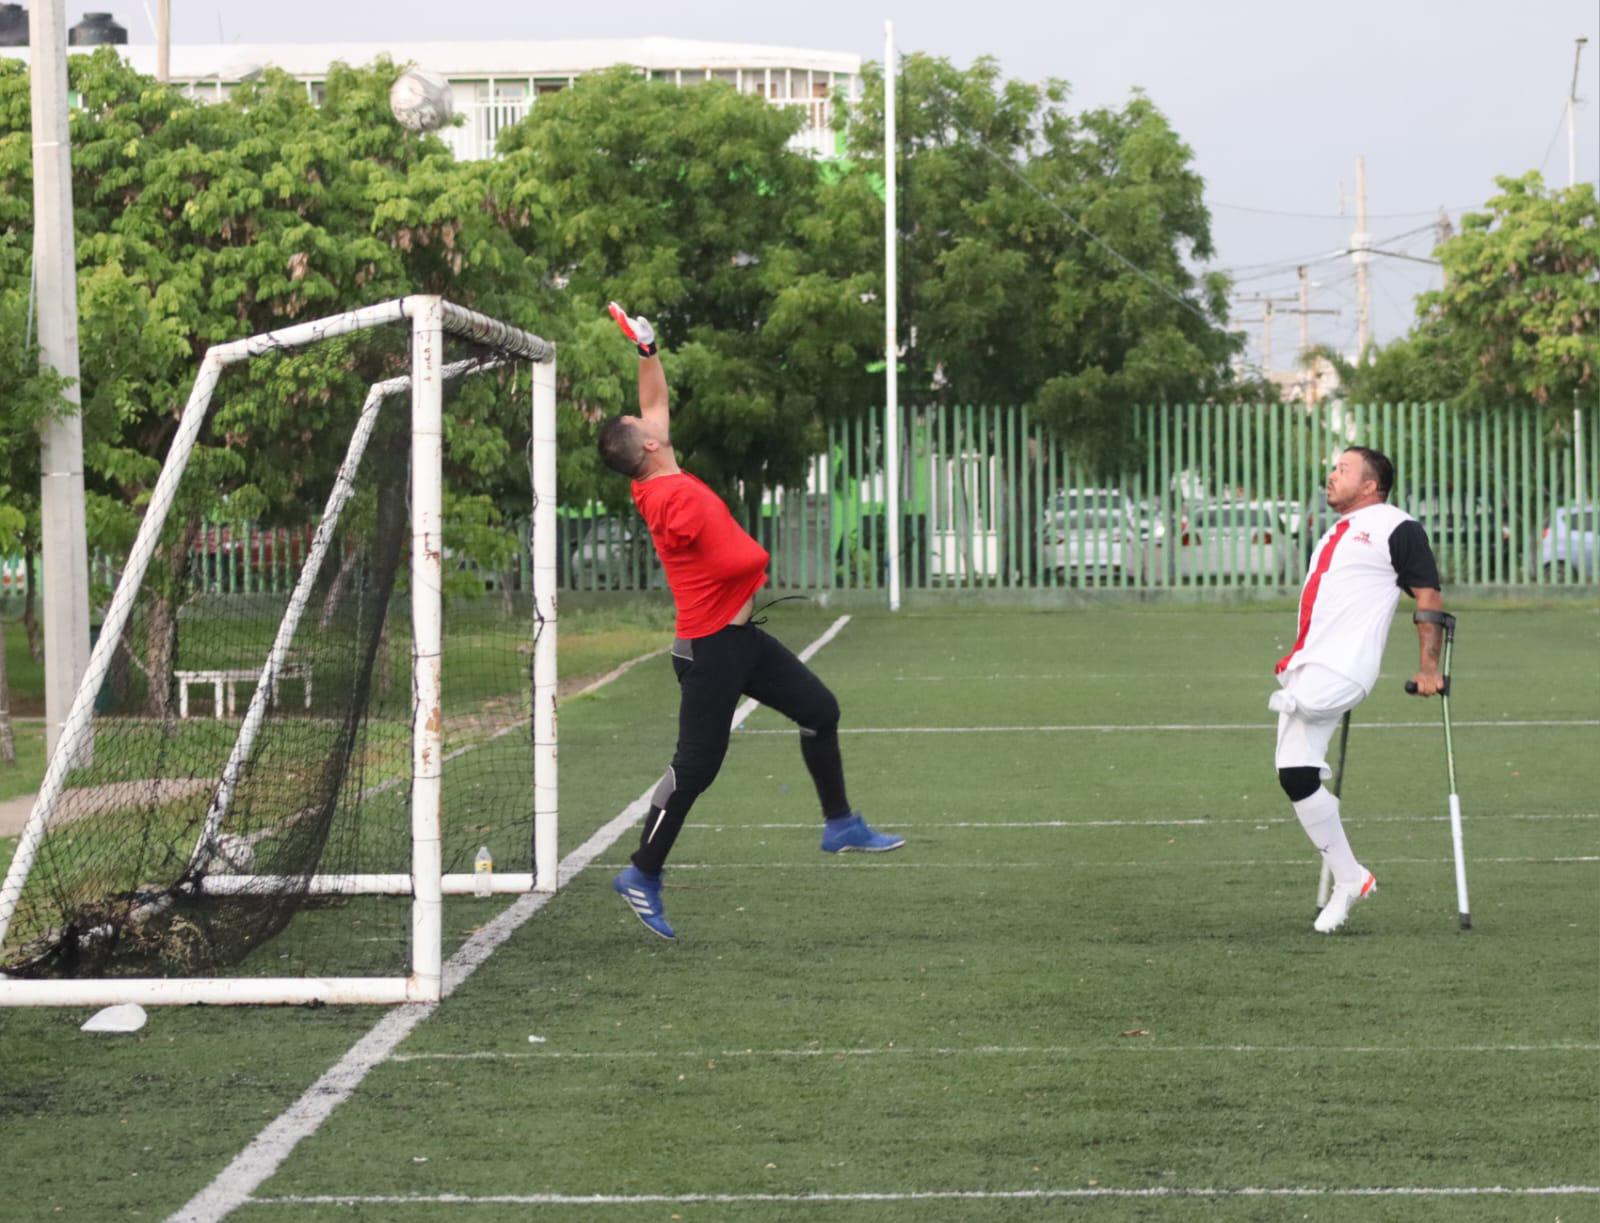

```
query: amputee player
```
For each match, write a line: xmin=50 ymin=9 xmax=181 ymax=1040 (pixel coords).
xmin=595 ymin=304 xmax=904 ymax=941
xmin=1272 ymin=446 xmax=1446 ymax=933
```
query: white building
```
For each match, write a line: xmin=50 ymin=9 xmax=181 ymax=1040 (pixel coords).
xmin=3 ymin=36 xmax=862 ymax=160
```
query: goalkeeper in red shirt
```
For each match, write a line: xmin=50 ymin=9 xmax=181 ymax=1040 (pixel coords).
xmin=597 ymin=304 xmax=904 ymax=940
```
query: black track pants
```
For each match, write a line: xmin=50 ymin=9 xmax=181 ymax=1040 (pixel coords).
xmin=631 ymin=623 xmax=848 ymax=875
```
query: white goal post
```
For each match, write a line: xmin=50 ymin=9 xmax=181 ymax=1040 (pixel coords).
xmin=0 ymin=296 xmax=558 ymax=1007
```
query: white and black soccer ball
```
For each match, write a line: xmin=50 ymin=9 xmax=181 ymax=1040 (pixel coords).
xmin=389 ymin=68 xmax=454 ymax=133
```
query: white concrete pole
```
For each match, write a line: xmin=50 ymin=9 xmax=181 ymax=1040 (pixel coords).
xmin=30 ymin=0 xmax=93 ymax=767
xmin=884 ymin=19 xmax=901 ymax=611
xmin=156 ymin=0 xmax=171 ymax=83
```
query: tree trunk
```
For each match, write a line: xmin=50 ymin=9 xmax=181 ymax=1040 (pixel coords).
xmin=0 ymin=612 xmax=15 ymax=765
xmin=23 ymin=548 xmax=41 ymax=662
xmin=319 ymin=541 xmax=363 ymax=631
xmin=147 ymin=522 xmax=198 ymax=719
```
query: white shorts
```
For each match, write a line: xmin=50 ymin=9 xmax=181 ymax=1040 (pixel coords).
xmin=1271 ymin=664 xmax=1367 ymax=778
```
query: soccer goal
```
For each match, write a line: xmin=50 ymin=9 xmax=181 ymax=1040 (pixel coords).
xmin=0 ymin=297 xmax=558 ymax=1006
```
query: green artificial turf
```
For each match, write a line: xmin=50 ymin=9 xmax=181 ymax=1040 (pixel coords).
xmin=0 ymin=603 xmax=1594 ymax=1222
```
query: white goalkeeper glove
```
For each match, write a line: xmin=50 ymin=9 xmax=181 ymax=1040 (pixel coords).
xmin=607 ymin=302 xmax=658 ymax=357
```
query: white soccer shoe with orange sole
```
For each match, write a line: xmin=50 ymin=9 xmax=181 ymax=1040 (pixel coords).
xmin=1314 ymin=870 xmax=1376 ymax=934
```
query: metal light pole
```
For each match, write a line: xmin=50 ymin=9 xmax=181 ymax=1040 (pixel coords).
xmin=883 ymin=19 xmax=902 ymax=612
xmin=1568 ymin=37 xmax=1587 ymax=515
xmin=30 ymin=0 xmax=93 ymax=766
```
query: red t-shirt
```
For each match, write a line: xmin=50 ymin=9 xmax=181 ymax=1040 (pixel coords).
xmin=631 ymin=472 xmax=769 ymax=638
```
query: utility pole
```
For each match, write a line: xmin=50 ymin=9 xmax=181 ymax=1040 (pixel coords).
xmin=1294 ymin=266 xmax=1339 ymax=405
xmin=30 ymin=0 xmax=93 ymax=766
xmin=1232 ymin=291 xmax=1301 ymax=377
xmin=1352 ymin=154 xmax=1371 ymax=358
xmin=1235 ymin=283 xmax=1335 ymax=398
xmin=157 ymin=0 xmax=172 ymax=83
xmin=1568 ymin=37 xmax=1587 ymax=189
xmin=1298 ymin=265 xmax=1311 ymax=357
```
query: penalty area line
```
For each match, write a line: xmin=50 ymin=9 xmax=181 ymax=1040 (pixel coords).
xmin=168 ymin=617 xmax=854 ymax=1223
xmin=592 ymin=855 xmax=1600 ymax=870
xmin=739 ymin=718 xmax=1600 ymax=735
xmin=250 ymin=1186 xmax=1600 ymax=1207
xmin=687 ymin=812 xmax=1599 ymax=831
xmin=390 ymin=1041 xmax=1600 ymax=1063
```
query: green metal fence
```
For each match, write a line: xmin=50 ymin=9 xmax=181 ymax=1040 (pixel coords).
xmin=5 ymin=402 xmax=1595 ymax=601
xmin=560 ymin=401 xmax=1600 ymax=594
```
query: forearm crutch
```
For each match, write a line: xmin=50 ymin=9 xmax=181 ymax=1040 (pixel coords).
xmin=1406 ymin=610 xmax=1469 ymax=930
xmin=1315 ymin=710 xmax=1353 ymax=911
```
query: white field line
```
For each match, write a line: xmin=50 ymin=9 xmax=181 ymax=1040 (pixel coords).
xmin=252 ymin=1186 xmax=1600 ymax=1207
xmin=739 ymin=719 xmax=1600 ymax=735
xmin=891 ymin=671 xmax=1598 ymax=682
xmin=564 ymin=645 xmax=669 ymax=700
xmin=390 ymin=1041 xmax=1600 ymax=1064
xmin=167 ymin=616 xmax=854 ymax=1223
xmin=891 ymin=672 xmax=1274 ymax=681
xmin=597 ymin=856 xmax=1600 ymax=870
xmin=688 ymin=812 xmax=1599 ymax=831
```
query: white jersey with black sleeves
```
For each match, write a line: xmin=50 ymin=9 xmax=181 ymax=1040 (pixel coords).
xmin=1275 ymin=501 xmax=1433 ymax=696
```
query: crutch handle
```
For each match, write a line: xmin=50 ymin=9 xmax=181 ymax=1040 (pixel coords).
xmin=1405 ymin=677 xmax=1451 ymax=697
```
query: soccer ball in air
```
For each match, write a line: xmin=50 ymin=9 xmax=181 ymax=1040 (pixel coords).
xmin=389 ymin=68 xmax=454 ymax=133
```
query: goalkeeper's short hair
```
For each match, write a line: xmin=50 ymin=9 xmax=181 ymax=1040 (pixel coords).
xmin=598 ymin=416 xmax=648 ymax=479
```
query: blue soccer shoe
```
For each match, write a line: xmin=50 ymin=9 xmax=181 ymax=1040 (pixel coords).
xmin=612 ymin=865 xmax=677 ymax=940
xmin=820 ymin=812 xmax=906 ymax=854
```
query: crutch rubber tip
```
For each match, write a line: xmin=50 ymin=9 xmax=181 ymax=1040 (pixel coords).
xmin=1459 ymin=913 xmax=1472 ymax=930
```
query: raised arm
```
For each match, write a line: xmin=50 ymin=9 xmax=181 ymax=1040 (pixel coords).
xmin=609 ymin=303 xmax=668 ymax=437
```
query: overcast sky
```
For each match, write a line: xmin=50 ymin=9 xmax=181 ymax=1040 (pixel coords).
xmin=55 ymin=0 xmax=1600 ymax=366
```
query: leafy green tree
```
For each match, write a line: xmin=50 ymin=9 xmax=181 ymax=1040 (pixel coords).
xmin=1335 ymin=174 xmax=1598 ymax=432
xmin=489 ymin=68 xmax=851 ymax=512
xmin=836 ymin=54 xmax=1240 ymax=470
xmin=0 ymin=51 xmax=549 ymax=709
xmin=1425 ymin=173 xmax=1598 ymax=429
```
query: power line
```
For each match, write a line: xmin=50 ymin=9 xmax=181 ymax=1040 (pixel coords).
xmin=1209 ymin=222 xmax=1441 ymax=281
xmin=1538 ymin=101 xmax=1570 ymax=176
xmin=960 ymin=131 xmax=1218 ymax=328
xmin=1207 ymin=200 xmax=1477 ymax=221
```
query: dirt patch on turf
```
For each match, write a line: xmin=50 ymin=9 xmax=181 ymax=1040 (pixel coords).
xmin=0 ymin=778 xmax=214 ymax=837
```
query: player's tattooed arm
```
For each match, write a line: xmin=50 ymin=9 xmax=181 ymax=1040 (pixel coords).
xmin=1410 ymin=587 xmax=1446 ymax=696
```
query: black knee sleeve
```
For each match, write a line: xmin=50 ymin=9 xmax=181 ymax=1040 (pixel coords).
xmin=1277 ymin=766 xmax=1322 ymax=802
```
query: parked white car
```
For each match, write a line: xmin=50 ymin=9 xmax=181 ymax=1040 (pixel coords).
xmin=1177 ymin=501 xmax=1296 ymax=582
xmin=1538 ymin=503 xmax=1598 ymax=580
xmin=1048 ymin=489 xmax=1144 ymax=579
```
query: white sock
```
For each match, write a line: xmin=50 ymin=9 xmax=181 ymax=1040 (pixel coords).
xmin=1292 ymin=787 xmax=1363 ymax=887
